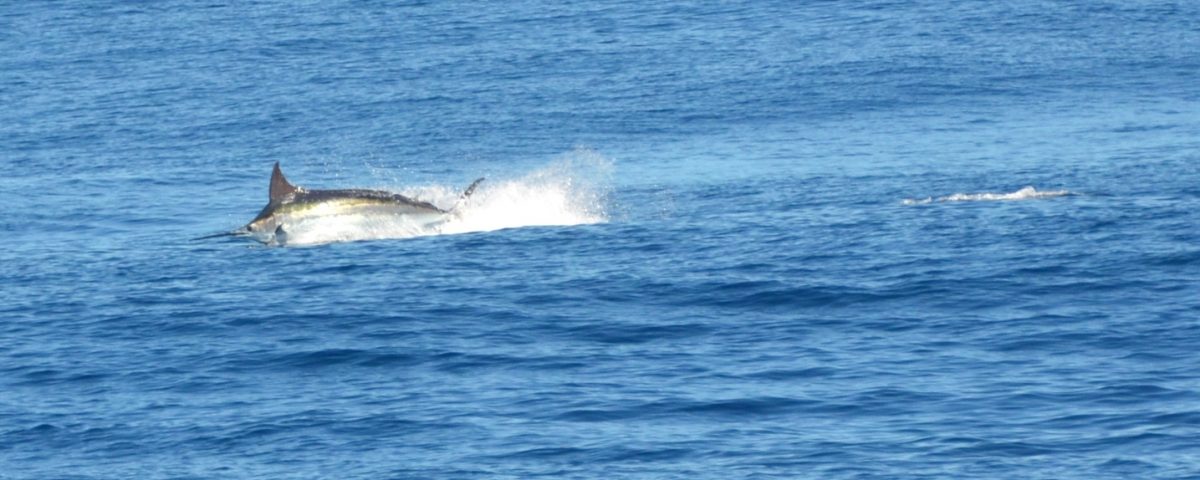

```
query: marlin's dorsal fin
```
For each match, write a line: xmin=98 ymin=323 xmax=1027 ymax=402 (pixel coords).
xmin=269 ymin=162 xmax=300 ymax=202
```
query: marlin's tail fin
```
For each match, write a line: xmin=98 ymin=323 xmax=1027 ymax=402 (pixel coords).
xmin=462 ymin=178 xmax=484 ymax=199
xmin=451 ymin=177 xmax=485 ymax=212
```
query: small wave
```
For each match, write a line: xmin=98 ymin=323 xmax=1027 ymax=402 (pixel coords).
xmin=902 ymin=186 xmax=1071 ymax=205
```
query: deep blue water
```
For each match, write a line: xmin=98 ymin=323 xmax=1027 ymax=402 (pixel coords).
xmin=3 ymin=1 xmax=1200 ymax=478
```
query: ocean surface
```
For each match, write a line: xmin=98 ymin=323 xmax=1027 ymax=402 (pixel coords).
xmin=3 ymin=1 xmax=1199 ymax=478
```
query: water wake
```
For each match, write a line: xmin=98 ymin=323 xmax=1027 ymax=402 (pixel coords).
xmin=277 ymin=151 xmax=612 ymax=246
xmin=903 ymin=186 xmax=1071 ymax=205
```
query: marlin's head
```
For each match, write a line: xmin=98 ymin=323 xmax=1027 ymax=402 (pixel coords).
xmin=245 ymin=205 xmax=279 ymax=236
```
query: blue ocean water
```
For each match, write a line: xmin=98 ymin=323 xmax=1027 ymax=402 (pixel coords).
xmin=3 ymin=1 xmax=1199 ymax=478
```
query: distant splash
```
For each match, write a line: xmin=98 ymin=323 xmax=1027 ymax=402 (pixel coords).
xmin=276 ymin=149 xmax=613 ymax=246
xmin=903 ymin=186 xmax=1071 ymax=205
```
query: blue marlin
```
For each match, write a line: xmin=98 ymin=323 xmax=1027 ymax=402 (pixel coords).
xmin=201 ymin=162 xmax=483 ymax=245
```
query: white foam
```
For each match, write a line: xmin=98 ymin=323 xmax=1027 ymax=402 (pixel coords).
xmin=276 ymin=150 xmax=612 ymax=246
xmin=903 ymin=186 xmax=1071 ymax=205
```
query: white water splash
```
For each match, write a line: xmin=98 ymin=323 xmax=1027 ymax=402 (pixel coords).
xmin=903 ymin=186 xmax=1071 ymax=205
xmin=275 ymin=150 xmax=613 ymax=246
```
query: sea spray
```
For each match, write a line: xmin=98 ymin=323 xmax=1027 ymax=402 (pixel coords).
xmin=440 ymin=149 xmax=613 ymax=235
